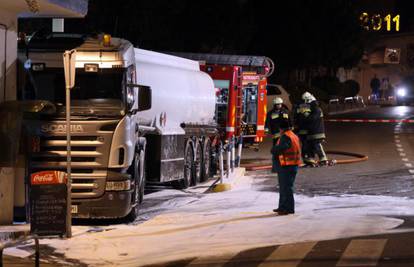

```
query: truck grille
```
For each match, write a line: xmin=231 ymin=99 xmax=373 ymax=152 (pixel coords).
xmin=29 ymin=120 xmax=117 ymax=199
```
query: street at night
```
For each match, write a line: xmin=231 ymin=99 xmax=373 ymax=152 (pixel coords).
xmin=4 ymin=1 xmax=414 ymax=267
xmin=3 ymin=106 xmax=414 ymax=266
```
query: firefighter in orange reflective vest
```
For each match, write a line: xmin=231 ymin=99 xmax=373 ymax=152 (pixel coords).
xmin=271 ymin=118 xmax=301 ymax=215
xmin=265 ymin=97 xmax=290 ymax=172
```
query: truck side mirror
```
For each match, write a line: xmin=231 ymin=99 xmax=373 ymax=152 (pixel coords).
xmin=127 ymin=84 xmax=152 ymax=112
xmin=137 ymin=85 xmax=152 ymax=111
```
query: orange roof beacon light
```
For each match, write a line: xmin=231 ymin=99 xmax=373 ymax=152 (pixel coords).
xmin=103 ymin=34 xmax=111 ymax=47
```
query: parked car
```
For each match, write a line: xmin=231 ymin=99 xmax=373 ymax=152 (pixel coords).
xmin=266 ymin=84 xmax=292 ymax=111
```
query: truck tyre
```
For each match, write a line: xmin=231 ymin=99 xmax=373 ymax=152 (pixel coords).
xmin=194 ymin=140 xmax=203 ymax=185
xmin=126 ymin=149 xmax=145 ymax=222
xmin=201 ymin=138 xmax=212 ymax=182
xmin=184 ymin=140 xmax=194 ymax=188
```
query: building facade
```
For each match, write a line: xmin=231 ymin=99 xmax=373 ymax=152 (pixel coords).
xmin=0 ymin=0 xmax=87 ymax=225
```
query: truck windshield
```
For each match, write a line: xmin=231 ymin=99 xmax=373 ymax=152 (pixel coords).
xmin=22 ymin=68 xmax=125 ymax=104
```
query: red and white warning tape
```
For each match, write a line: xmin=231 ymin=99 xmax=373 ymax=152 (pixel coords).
xmin=326 ymin=119 xmax=414 ymax=123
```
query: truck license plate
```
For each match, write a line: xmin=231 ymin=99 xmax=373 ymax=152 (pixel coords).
xmin=71 ymin=205 xmax=78 ymax=214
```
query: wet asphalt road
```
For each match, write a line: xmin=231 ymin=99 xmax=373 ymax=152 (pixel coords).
xmin=243 ymin=105 xmax=414 ymax=198
xmin=12 ymin=105 xmax=414 ymax=267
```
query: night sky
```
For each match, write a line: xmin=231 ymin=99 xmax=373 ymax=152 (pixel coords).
xmin=18 ymin=0 xmax=414 ymax=84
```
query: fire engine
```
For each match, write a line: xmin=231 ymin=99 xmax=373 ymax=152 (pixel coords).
xmin=168 ymin=53 xmax=274 ymax=147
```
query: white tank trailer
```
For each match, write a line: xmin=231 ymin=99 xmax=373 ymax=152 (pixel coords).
xmin=18 ymin=33 xmax=218 ymax=220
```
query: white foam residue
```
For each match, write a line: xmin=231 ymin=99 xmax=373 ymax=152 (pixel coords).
xmin=42 ymin=175 xmax=414 ymax=266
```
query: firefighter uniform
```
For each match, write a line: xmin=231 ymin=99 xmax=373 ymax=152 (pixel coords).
xmin=306 ymin=100 xmax=328 ymax=163
xmin=265 ymin=105 xmax=290 ymax=172
xmin=293 ymin=102 xmax=311 ymax=163
xmin=271 ymin=126 xmax=301 ymax=215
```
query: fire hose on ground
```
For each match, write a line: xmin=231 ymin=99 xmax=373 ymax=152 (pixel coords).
xmin=242 ymin=150 xmax=368 ymax=171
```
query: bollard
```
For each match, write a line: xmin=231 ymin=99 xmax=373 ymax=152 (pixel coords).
xmin=231 ymin=137 xmax=235 ymax=173
xmin=219 ymin=143 xmax=224 ymax=184
xmin=236 ymin=136 xmax=243 ymax=167
xmin=226 ymin=143 xmax=231 ymax=179
xmin=212 ymin=142 xmax=232 ymax=193
xmin=35 ymin=237 xmax=40 ymax=267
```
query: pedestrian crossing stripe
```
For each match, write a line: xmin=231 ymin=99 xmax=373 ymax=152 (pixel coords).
xmin=336 ymin=239 xmax=387 ymax=266
xmin=184 ymin=239 xmax=389 ymax=267
xmin=258 ymin=241 xmax=316 ymax=267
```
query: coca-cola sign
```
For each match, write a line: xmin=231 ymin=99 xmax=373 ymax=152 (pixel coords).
xmin=31 ymin=171 xmax=67 ymax=185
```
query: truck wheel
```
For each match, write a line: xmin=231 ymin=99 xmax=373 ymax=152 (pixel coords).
xmin=185 ymin=141 xmax=195 ymax=188
xmin=201 ymin=138 xmax=211 ymax=182
xmin=126 ymin=150 xmax=145 ymax=222
xmin=172 ymin=140 xmax=194 ymax=189
xmin=194 ymin=141 xmax=203 ymax=185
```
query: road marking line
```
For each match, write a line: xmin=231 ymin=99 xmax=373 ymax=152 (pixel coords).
xmin=336 ymin=239 xmax=387 ymax=266
xmin=397 ymin=148 xmax=404 ymax=152
xmin=258 ymin=242 xmax=316 ymax=267
xmin=409 ymin=170 xmax=414 ymax=174
xmin=400 ymin=153 xmax=407 ymax=157
xmin=402 ymin=158 xmax=409 ymax=162
xmin=405 ymin=163 xmax=413 ymax=168
xmin=395 ymin=139 xmax=401 ymax=143
xmin=396 ymin=144 xmax=403 ymax=147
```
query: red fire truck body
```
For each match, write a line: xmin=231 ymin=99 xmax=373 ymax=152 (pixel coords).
xmin=167 ymin=53 xmax=274 ymax=146
xmin=198 ymin=64 xmax=241 ymax=140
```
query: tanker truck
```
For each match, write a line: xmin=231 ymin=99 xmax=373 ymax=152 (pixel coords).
xmin=18 ymin=33 xmax=217 ymax=220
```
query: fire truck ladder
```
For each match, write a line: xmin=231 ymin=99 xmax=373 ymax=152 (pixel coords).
xmin=235 ymin=74 xmax=243 ymax=138
xmin=165 ymin=52 xmax=275 ymax=78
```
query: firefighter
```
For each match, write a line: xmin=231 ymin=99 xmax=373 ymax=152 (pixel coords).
xmin=265 ymin=97 xmax=290 ymax=172
xmin=302 ymin=92 xmax=328 ymax=165
xmin=293 ymin=99 xmax=312 ymax=165
xmin=271 ymin=117 xmax=301 ymax=215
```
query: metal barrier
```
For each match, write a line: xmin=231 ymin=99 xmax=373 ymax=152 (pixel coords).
xmin=367 ymin=95 xmax=395 ymax=105
xmin=0 ymin=236 xmax=40 ymax=267
xmin=218 ymin=137 xmax=242 ymax=182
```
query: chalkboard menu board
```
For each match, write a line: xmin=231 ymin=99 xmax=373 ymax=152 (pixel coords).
xmin=30 ymin=171 xmax=67 ymax=236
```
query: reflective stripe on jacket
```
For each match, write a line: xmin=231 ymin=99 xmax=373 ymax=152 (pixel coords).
xmin=277 ymin=130 xmax=302 ymax=166
xmin=265 ymin=108 xmax=290 ymax=136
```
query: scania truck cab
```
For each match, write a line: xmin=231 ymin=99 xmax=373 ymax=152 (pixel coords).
xmin=19 ymin=33 xmax=151 ymax=220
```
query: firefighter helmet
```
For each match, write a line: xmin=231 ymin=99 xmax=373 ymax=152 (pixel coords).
xmin=272 ymin=97 xmax=283 ymax=105
xmin=302 ymin=92 xmax=316 ymax=103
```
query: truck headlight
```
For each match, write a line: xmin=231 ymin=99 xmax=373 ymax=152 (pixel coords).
xmin=106 ymin=180 xmax=131 ymax=191
xmin=397 ymin=88 xmax=407 ymax=97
